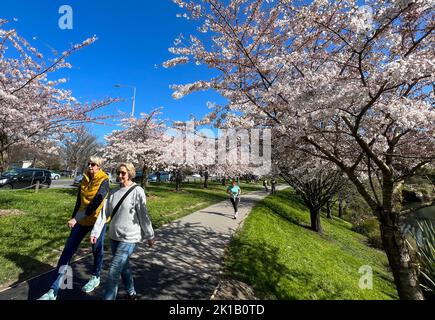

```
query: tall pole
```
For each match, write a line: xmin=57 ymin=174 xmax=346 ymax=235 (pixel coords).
xmin=132 ymin=86 xmax=136 ymax=118
xmin=114 ymin=84 xmax=136 ymax=118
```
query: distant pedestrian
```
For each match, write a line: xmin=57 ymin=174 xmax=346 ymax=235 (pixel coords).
xmin=91 ymin=163 xmax=155 ymax=300
xmin=271 ymin=178 xmax=277 ymax=194
xmin=263 ymin=179 xmax=269 ymax=192
xmin=38 ymin=156 xmax=110 ymax=300
xmin=226 ymin=179 xmax=241 ymax=219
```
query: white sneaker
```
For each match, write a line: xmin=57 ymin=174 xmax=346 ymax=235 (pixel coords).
xmin=233 ymin=212 xmax=238 ymax=219
xmin=82 ymin=275 xmax=100 ymax=293
xmin=38 ymin=289 xmax=57 ymax=300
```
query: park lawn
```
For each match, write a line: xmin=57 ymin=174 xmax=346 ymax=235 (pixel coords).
xmin=0 ymin=181 xmax=261 ymax=288
xmin=224 ymin=188 xmax=398 ymax=300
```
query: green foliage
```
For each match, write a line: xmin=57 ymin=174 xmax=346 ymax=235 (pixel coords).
xmin=351 ymin=218 xmax=383 ymax=250
xmin=225 ymin=189 xmax=397 ymax=300
xmin=407 ymin=219 xmax=435 ymax=296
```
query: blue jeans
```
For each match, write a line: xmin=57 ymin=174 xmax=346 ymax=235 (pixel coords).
xmin=50 ymin=223 xmax=106 ymax=295
xmin=103 ymin=240 xmax=137 ymax=300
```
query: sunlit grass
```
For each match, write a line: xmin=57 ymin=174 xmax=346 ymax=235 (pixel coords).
xmin=224 ymin=188 xmax=398 ymax=300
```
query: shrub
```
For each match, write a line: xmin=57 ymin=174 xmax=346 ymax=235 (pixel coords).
xmin=352 ymin=218 xmax=383 ymax=250
xmin=407 ymin=219 xmax=435 ymax=299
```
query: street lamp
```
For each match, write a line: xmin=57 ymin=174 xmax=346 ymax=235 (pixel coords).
xmin=114 ymin=84 xmax=136 ymax=117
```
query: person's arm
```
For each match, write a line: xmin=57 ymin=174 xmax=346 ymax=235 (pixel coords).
xmin=84 ymin=179 xmax=110 ymax=216
xmin=135 ymin=187 xmax=155 ymax=243
xmin=90 ymin=198 xmax=109 ymax=241
xmin=71 ymin=189 xmax=81 ymax=218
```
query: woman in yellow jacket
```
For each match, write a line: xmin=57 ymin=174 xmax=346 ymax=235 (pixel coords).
xmin=38 ymin=156 xmax=110 ymax=300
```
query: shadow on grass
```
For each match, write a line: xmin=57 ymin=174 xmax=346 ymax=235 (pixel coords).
xmin=225 ymin=238 xmax=314 ymax=300
xmin=260 ymin=196 xmax=307 ymax=229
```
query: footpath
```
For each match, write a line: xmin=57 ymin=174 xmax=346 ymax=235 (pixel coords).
xmin=0 ymin=186 xmax=287 ymax=300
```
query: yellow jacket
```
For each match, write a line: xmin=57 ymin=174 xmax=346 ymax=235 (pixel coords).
xmin=78 ymin=170 xmax=109 ymax=226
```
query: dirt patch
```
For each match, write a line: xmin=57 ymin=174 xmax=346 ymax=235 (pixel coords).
xmin=0 ymin=209 xmax=26 ymax=218
xmin=211 ymin=279 xmax=259 ymax=300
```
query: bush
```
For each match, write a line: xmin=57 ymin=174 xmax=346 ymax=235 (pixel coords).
xmin=407 ymin=219 xmax=435 ymax=299
xmin=352 ymin=218 xmax=383 ymax=250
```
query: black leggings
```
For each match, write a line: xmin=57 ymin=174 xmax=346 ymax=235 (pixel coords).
xmin=230 ymin=197 xmax=240 ymax=212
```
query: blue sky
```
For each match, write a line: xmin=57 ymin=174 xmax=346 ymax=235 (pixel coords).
xmin=2 ymin=0 xmax=224 ymax=141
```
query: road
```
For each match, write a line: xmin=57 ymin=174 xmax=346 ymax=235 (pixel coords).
xmin=50 ymin=179 xmax=76 ymax=189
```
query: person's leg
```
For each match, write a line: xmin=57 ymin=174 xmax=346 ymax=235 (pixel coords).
xmin=120 ymin=247 xmax=136 ymax=296
xmin=103 ymin=240 xmax=136 ymax=300
xmin=235 ymin=197 xmax=240 ymax=212
xmin=82 ymin=223 xmax=107 ymax=293
xmin=230 ymin=197 xmax=237 ymax=212
xmin=50 ymin=224 xmax=90 ymax=296
xmin=92 ymin=223 xmax=107 ymax=277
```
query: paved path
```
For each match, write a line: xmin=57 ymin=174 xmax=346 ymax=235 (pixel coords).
xmin=0 ymin=186 xmax=286 ymax=300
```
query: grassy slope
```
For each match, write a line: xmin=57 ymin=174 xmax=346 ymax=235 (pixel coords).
xmin=0 ymin=181 xmax=261 ymax=288
xmin=225 ymin=188 xmax=398 ymax=300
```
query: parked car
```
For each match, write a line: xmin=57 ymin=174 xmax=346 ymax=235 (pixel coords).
xmin=0 ymin=168 xmax=52 ymax=189
xmin=51 ymin=172 xmax=61 ymax=180
xmin=60 ymin=170 xmax=73 ymax=178
xmin=192 ymin=173 xmax=201 ymax=178
xmin=72 ymin=174 xmax=83 ymax=186
xmin=148 ymin=171 xmax=171 ymax=183
xmin=132 ymin=171 xmax=171 ymax=184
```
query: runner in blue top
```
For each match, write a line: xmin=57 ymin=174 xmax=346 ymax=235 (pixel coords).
xmin=226 ymin=179 xmax=241 ymax=219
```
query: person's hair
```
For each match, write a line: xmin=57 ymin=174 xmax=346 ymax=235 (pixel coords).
xmin=231 ymin=179 xmax=237 ymax=184
xmin=89 ymin=156 xmax=104 ymax=167
xmin=117 ymin=163 xmax=136 ymax=180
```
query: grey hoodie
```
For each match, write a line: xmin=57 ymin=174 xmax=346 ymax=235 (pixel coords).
xmin=91 ymin=183 xmax=154 ymax=243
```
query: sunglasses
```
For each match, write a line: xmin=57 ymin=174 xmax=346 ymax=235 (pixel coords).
xmin=88 ymin=162 xmax=98 ymax=167
xmin=117 ymin=171 xmax=128 ymax=176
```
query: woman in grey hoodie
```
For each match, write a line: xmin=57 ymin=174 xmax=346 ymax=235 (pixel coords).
xmin=90 ymin=163 xmax=155 ymax=300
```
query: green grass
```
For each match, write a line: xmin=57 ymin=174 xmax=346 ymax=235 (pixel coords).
xmin=224 ymin=188 xmax=398 ymax=300
xmin=0 ymin=181 xmax=261 ymax=288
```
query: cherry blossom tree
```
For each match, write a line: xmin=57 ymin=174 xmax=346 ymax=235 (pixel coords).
xmin=103 ymin=109 xmax=167 ymax=187
xmin=165 ymin=0 xmax=434 ymax=299
xmin=275 ymin=143 xmax=344 ymax=233
xmin=0 ymin=19 xmax=116 ymax=172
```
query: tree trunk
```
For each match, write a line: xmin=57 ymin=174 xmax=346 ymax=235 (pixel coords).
xmin=326 ymin=199 xmax=332 ymax=219
xmin=221 ymin=178 xmax=225 ymax=186
xmin=338 ymin=192 xmax=343 ymax=218
xmin=203 ymin=171 xmax=209 ymax=189
xmin=175 ymin=170 xmax=182 ymax=191
xmin=0 ymin=134 xmax=9 ymax=173
xmin=309 ymin=208 xmax=322 ymax=233
xmin=141 ymin=165 xmax=148 ymax=190
xmin=379 ymin=221 xmax=424 ymax=300
xmin=0 ymin=150 xmax=6 ymax=173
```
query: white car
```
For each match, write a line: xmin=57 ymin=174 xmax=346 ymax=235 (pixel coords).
xmin=51 ymin=172 xmax=61 ymax=180
xmin=192 ymin=173 xmax=201 ymax=178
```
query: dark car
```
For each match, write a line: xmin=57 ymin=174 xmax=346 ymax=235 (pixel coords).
xmin=0 ymin=168 xmax=52 ymax=189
